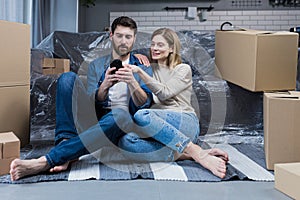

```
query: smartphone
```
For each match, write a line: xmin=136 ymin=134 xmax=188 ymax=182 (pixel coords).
xmin=110 ymin=59 xmax=123 ymax=74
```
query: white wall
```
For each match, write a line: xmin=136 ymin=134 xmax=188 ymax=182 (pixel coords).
xmin=110 ymin=10 xmax=300 ymax=32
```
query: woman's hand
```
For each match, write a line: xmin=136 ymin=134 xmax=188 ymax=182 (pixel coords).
xmin=116 ymin=64 xmax=148 ymax=106
xmin=123 ymin=64 xmax=140 ymax=73
xmin=134 ymin=54 xmax=150 ymax=67
xmin=115 ymin=64 xmax=136 ymax=84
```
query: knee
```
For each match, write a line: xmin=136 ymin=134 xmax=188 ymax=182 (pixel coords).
xmin=57 ymin=72 xmax=77 ymax=90
xmin=118 ymin=133 xmax=139 ymax=152
xmin=134 ymin=109 xmax=151 ymax=126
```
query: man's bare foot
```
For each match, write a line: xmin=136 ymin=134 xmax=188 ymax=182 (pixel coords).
xmin=49 ymin=159 xmax=78 ymax=173
xmin=10 ymin=156 xmax=50 ymax=181
xmin=49 ymin=162 xmax=70 ymax=173
xmin=184 ymin=142 xmax=229 ymax=179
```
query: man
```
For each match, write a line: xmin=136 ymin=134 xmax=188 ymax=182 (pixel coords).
xmin=10 ymin=16 xmax=153 ymax=181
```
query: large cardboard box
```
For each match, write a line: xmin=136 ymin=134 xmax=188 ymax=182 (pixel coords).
xmin=215 ymin=30 xmax=298 ymax=92
xmin=264 ymin=91 xmax=300 ymax=170
xmin=0 ymin=132 xmax=20 ymax=176
xmin=0 ymin=20 xmax=30 ymax=147
xmin=0 ymin=20 xmax=30 ymax=87
xmin=43 ymin=58 xmax=70 ymax=75
xmin=0 ymin=86 xmax=30 ymax=147
xmin=275 ymin=162 xmax=300 ymax=200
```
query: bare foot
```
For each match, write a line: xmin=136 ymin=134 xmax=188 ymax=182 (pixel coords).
xmin=184 ymin=143 xmax=228 ymax=179
xmin=204 ymin=147 xmax=229 ymax=163
xmin=49 ymin=159 xmax=78 ymax=173
xmin=49 ymin=162 xmax=70 ymax=173
xmin=10 ymin=156 xmax=50 ymax=181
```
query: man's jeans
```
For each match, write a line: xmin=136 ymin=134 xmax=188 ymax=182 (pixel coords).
xmin=118 ymin=109 xmax=200 ymax=162
xmin=46 ymin=72 xmax=129 ymax=167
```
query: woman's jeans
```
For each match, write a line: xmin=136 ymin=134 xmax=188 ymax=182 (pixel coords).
xmin=118 ymin=109 xmax=200 ymax=162
xmin=46 ymin=72 xmax=130 ymax=167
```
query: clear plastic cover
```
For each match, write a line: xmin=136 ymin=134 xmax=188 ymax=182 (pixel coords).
xmin=30 ymin=30 xmax=300 ymax=145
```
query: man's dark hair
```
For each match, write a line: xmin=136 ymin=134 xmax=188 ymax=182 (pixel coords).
xmin=111 ymin=16 xmax=137 ymax=35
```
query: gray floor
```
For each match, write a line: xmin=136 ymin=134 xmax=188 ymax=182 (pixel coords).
xmin=0 ymin=180 xmax=292 ymax=200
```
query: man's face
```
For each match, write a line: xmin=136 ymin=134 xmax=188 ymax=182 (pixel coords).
xmin=110 ymin=25 xmax=136 ymax=57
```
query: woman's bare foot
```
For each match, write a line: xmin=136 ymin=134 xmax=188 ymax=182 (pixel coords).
xmin=49 ymin=162 xmax=70 ymax=173
xmin=184 ymin=142 xmax=229 ymax=179
xmin=10 ymin=156 xmax=50 ymax=181
xmin=176 ymin=152 xmax=192 ymax=160
xmin=207 ymin=147 xmax=229 ymax=162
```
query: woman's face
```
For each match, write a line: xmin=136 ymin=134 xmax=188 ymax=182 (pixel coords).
xmin=150 ymin=35 xmax=173 ymax=64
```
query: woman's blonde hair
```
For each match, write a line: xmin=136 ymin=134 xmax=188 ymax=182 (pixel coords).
xmin=150 ymin=28 xmax=182 ymax=68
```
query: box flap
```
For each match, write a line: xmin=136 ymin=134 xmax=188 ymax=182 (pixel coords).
xmin=216 ymin=29 xmax=274 ymax=35
xmin=264 ymin=91 xmax=300 ymax=99
xmin=43 ymin=58 xmax=56 ymax=68
xmin=276 ymin=163 xmax=300 ymax=176
xmin=0 ymin=132 xmax=20 ymax=143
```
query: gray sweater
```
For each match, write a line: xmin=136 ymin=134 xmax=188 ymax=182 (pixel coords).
xmin=145 ymin=63 xmax=196 ymax=114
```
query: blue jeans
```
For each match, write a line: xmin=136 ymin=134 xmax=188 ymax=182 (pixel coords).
xmin=118 ymin=109 xmax=200 ymax=162
xmin=46 ymin=72 xmax=130 ymax=167
xmin=54 ymin=72 xmax=98 ymax=144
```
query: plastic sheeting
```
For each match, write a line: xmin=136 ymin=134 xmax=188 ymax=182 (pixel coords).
xmin=30 ymin=30 xmax=300 ymax=144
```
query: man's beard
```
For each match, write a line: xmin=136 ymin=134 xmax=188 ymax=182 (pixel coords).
xmin=113 ymin=42 xmax=132 ymax=57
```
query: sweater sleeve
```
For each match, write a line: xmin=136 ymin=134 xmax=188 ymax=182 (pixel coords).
xmin=146 ymin=64 xmax=193 ymax=101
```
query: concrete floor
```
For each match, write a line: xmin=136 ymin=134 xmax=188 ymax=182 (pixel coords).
xmin=0 ymin=180 xmax=292 ymax=200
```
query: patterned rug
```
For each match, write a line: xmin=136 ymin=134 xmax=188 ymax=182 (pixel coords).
xmin=0 ymin=140 xmax=273 ymax=184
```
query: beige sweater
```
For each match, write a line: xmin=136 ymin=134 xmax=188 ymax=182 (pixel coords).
xmin=145 ymin=63 xmax=196 ymax=114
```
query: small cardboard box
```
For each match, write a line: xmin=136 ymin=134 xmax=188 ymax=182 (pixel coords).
xmin=0 ymin=158 xmax=15 ymax=176
xmin=0 ymin=132 xmax=20 ymax=159
xmin=43 ymin=58 xmax=70 ymax=75
xmin=0 ymin=85 xmax=30 ymax=147
xmin=0 ymin=20 xmax=30 ymax=87
xmin=0 ymin=132 xmax=20 ymax=176
xmin=275 ymin=162 xmax=300 ymax=200
xmin=264 ymin=91 xmax=300 ymax=170
xmin=215 ymin=30 xmax=298 ymax=92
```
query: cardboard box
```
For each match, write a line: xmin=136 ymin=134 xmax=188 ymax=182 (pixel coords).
xmin=0 ymin=132 xmax=20 ymax=159
xmin=43 ymin=58 xmax=70 ymax=75
xmin=0 ymin=20 xmax=30 ymax=87
xmin=215 ymin=30 xmax=299 ymax=92
xmin=0 ymin=158 xmax=15 ymax=176
xmin=0 ymin=86 xmax=30 ymax=147
xmin=0 ymin=132 xmax=20 ymax=176
xmin=275 ymin=162 xmax=300 ymax=200
xmin=264 ymin=91 xmax=300 ymax=170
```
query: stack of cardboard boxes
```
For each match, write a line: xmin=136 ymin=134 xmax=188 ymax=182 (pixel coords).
xmin=42 ymin=58 xmax=70 ymax=75
xmin=215 ymin=29 xmax=299 ymax=199
xmin=0 ymin=20 xmax=30 ymax=175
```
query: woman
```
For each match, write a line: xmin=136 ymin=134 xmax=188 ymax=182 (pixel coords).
xmin=116 ymin=28 xmax=229 ymax=178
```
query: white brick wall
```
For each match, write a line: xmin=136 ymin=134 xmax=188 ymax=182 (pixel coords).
xmin=110 ymin=10 xmax=300 ymax=32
